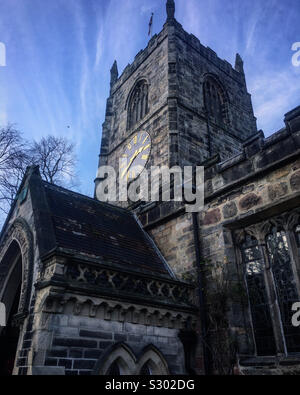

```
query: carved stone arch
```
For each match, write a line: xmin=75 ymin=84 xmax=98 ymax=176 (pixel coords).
xmin=284 ymin=210 xmax=300 ymax=231
xmin=126 ymin=78 xmax=149 ymax=130
xmin=125 ymin=77 xmax=150 ymax=110
xmin=246 ymin=221 xmax=272 ymax=244
xmin=93 ymin=342 xmax=137 ymax=375
xmin=270 ymin=210 xmax=300 ymax=232
xmin=136 ymin=344 xmax=170 ymax=375
xmin=0 ymin=218 xmax=34 ymax=319
xmin=202 ymin=73 xmax=230 ymax=125
xmin=202 ymin=72 xmax=230 ymax=101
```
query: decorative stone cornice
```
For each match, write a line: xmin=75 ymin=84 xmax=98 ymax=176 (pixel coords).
xmin=38 ymin=289 xmax=197 ymax=330
xmin=37 ymin=255 xmax=196 ymax=312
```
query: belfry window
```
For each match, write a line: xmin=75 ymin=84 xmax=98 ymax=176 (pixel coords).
xmin=128 ymin=80 xmax=149 ymax=130
xmin=203 ymin=76 xmax=228 ymax=124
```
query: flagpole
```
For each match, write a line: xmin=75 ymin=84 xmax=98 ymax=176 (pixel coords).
xmin=148 ymin=12 xmax=154 ymax=38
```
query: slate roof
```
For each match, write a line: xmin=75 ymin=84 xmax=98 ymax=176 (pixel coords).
xmin=41 ymin=181 xmax=172 ymax=278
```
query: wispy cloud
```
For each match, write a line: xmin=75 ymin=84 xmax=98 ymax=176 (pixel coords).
xmin=249 ymin=67 xmax=300 ymax=133
xmin=94 ymin=24 xmax=104 ymax=71
xmin=0 ymin=0 xmax=298 ymax=197
xmin=175 ymin=0 xmax=300 ymax=135
xmin=140 ymin=4 xmax=155 ymax=15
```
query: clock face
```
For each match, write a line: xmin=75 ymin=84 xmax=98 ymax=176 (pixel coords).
xmin=120 ymin=131 xmax=151 ymax=181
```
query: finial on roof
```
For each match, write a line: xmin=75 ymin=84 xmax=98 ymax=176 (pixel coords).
xmin=110 ymin=60 xmax=118 ymax=88
xmin=166 ymin=0 xmax=175 ymax=20
xmin=235 ymin=53 xmax=244 ymax=74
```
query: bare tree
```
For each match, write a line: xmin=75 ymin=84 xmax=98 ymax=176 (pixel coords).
xmin=28 ymin=135 xmax=77 ymax=187
xmin=0 ymin=125 xmax=30 ymax=213
xmin=0 ymin=127 xmax=78 ymax=217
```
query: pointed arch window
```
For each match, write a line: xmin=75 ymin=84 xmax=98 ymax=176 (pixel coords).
xmin=241 ymin=235 xmax=276 ymax=356
xmin=239 ymin=218 xmax=300 ymax=357
xmin=266 ymin=227 xmax=300 ymax=353
xmin=98 ymin=345 xmax=136 ymax=375
xmin=203 ymin=76 xmax=228 ymax=125
xmin=106 ymin=360 xmax=121 ymax=376
xmin=140 ymin=362 xmax=152 ymax=375
xmin=97 ymin=344 xmax=169 ymax=375
xmin=128 ymin=80 xmax=149 ymax=130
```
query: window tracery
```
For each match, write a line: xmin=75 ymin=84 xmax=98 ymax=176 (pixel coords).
xmin=128 ymin=80 xmax=149 ymax=130
xmin=203 ymin=76 xmax=228 ymax=124
xmin=236 ymin=210 xmax=300 ymax=356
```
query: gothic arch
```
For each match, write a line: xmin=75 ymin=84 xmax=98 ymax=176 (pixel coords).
xmin=202 ymin=73 xmax=229 ymax=125
xmin=93 ymin=342 xmax=170 ymax=376
xmin=0 ymin=218 xmax=34 ymax=320
xmin=234 ymin=209 xmax=300 ymax=245
xmin=126 ymin=78 xmax=149 ymax=130
xmin=233 ymin=208 xmax=300 ymax=356
xmin=95 ymin=343 xmax=137 ymax=375
xmin=136 ymin=345 xmax=170 ymax=375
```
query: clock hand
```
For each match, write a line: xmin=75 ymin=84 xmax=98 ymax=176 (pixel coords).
xmin=121 ymin=145 xmax=146 ymax=179
xmin=121 ymin=149 xmax=139 ymax=179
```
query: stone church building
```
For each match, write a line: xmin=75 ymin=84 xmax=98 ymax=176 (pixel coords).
xmin=1 ymin=0 xmax=300 ymax=375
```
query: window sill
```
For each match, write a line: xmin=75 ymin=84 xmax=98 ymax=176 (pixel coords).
xmin=239 ymin=354 xmax=300 ymax=368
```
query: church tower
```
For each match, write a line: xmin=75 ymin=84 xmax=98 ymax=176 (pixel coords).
xmin=94 ymin=0 xmax=257 ymax=202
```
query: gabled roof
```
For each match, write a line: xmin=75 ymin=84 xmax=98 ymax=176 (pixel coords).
xmin=35 ymin=175 xmax=173 ymax=279
xmin=0 ymin=167 xmax=197 ymax=312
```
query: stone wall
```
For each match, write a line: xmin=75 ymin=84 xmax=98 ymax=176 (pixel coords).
xmin=142 ymin=109 xmax=300 ymax=276
xmin=28 ymin=246 xmax=197 ymax=375
xmin=35 ymin=310 xmax=185 ymax=376
xmin=167 ymin=20 xmax=257 ymax=167
xmin=140 ymin=106 xmax=300 ymax=374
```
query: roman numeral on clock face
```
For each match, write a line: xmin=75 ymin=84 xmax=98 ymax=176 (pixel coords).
xmin=121 ymin=131 xmax=152 ymax=180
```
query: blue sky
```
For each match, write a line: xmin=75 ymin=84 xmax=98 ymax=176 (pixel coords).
xmin=0 ymin=0 xmax=299 ymax=197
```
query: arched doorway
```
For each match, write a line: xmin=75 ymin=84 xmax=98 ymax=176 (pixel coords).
xmin=0 ymin=241 xmax=22 ymax=375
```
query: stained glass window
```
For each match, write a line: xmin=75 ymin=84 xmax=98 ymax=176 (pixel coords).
xmin=266 ymin=227 xmax=300 ymax=353
xmin=241 ymin=235 xmax=276 ymax=356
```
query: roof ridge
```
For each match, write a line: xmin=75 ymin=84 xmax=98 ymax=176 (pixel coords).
xmin=42 ymin=180 xmax=131 ymax=215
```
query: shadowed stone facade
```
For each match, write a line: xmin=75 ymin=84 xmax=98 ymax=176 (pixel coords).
xmin=0 ymin=167 xmax=196 ymax=375
xmin=94 ymin=0 xmax=300 ymax=375
xmin=140 ymin=108 xmax=300 ymax=374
